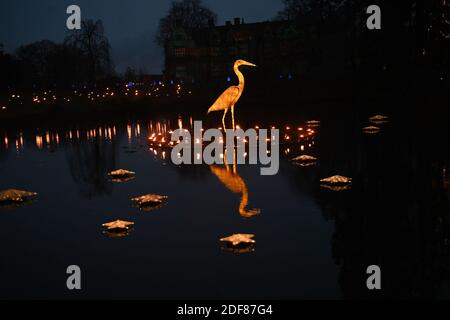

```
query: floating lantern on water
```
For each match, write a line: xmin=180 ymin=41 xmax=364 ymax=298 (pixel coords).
xmin=102 ymin=220 xmax=134 ymax=237
xmin=148 ymin=133 xmax=173 ymax=149
xmin=363 ymin=126 xmax=381 ymax=134
xmin=220 ymin=234 xmax=256 ymax=247
xmin=320 ymin=175 xmax=352 ymax=185
xmin=108 ymin=169 xmax=136 ymax=182
xmin=131 ymin=194 xmax=168 ymax=211
xmin=369 ymin=115 xmax=388 ymax=121
xmin=320 ymin=175 xmax=352 ymax=191
xmin=306 ymin=120 xmax=320 ymax=127
xmin=369 ymin=115 xmax=389 ymax=125
xmin=0 ymin=189 xmax=38 ymax=207
xmin=292 ymin=155 xmax=318 ymax=167
xmin=102 ymin=219 xmax=134 ymax=231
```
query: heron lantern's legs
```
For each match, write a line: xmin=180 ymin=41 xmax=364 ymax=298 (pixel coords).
xmin=231 ymin=105 xmax=235 ymax=130
xmin=222 ymin=108 xmax=228 ymax=130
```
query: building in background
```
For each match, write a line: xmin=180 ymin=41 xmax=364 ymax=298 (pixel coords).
xmin=164 ymin=18 xmax=314 ymax=85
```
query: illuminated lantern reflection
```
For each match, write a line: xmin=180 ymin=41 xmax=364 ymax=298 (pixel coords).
xmin=210 ymin=149 xmax=260 ymax=218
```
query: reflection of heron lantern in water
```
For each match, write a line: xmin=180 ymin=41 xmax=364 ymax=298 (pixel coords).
xmin=210 ymin=150 xmax=260 ymax=218
xmin=208 ymin=60 xmax=256 ymax=130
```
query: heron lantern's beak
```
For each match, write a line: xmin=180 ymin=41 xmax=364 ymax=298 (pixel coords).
xmin=242 ymin=60 xmax=257 ymax=67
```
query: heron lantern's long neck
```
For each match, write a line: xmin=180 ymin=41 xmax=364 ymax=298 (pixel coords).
xmin=234 ymin=64 xmax=245 ymax=91
xmin=239 ymin=184 xmax=249 ymax=215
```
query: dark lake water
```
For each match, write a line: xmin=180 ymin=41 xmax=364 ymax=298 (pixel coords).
xmin=0 ymin=110 xmax=449 ymax=299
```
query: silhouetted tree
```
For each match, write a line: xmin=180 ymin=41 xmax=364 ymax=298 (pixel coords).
xmin=65 ymin=19 xmax=114 ymax=84
xmin=66 ymin=137 xmax=117 ymax=198
xmin=15 ymin=40 xmax=57 ymax=86
xmin=0 ymin=44 xmax=20 ymax=90
xmin=124 ymin=66 xmax=137 ymax=82
xmin=14 ymin=40 xmax=88 ymax=89
xmin=276 ymin=0 xmax=348 ymax=21
xmin=156 ymin=0 xmax=217 ymax=47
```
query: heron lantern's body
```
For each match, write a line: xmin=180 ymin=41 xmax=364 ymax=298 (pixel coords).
xmin=208 ymin=59 xmax=256 ymax=130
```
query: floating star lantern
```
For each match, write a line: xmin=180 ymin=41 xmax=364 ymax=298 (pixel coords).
xmin=369 ymin=115 xmax=389 ymax=121
xmin=108 ymin=169 xmax=136 ymax=182
xmin=102 ymin=220 xmax=134 ymax=238
xmin=362 ymin=126 xmax=381 ymax=134
xmin=320 ymin=175 xmax=352 ymax=191
xmin=0 ymin=189 xmax=38 ymax=204
xmin=306 ymin=120 xmax=321 ymax=127
xmin=220 ymin=234 xmax=256 ymax=247
xmin=102 ymin=220 xmax=134 ymax=232
xmin=369 ymin=115 xmax=389 ymax=125
xmin=320 ymin=175 xmax=352 ymax=185
xmin=131 ymin=194 xmax=168 ymax=211
xmin=292 ymin=155 xmax=318 ymax=167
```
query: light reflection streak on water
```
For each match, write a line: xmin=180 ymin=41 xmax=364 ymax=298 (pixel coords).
xmin=0 ymin=120 xmax=318 ymax=162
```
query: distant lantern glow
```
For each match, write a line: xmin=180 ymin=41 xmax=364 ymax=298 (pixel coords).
xmin=127 ymin=124 xmax=132 ymax=141
xmin=36 ymin=135 xmax=43 ymax=149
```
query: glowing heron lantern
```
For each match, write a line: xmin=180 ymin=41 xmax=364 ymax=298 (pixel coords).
xmin=207 ymin=60 xmax=256 ymax=130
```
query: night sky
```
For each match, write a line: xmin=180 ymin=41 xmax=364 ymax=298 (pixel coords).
xmin=0 ymin=0 xmax=282 ymax=73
